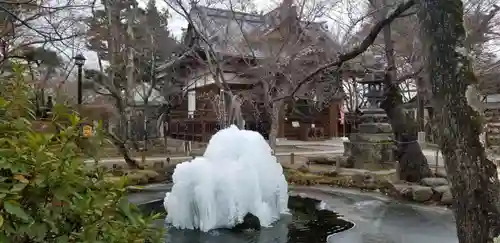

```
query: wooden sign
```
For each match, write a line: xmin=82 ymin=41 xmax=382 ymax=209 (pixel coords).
xmin=83 ymin=125 xmax=93 ymax=138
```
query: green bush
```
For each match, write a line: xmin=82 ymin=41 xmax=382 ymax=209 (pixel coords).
xmin=0 ymin=65 xmax=164 ymax=242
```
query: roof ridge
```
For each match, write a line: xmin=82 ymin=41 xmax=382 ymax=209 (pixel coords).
xmin=191 ymin=5 xmax=327 ymax=27
xmin=190 ymin=5 xmax=263 ymax=18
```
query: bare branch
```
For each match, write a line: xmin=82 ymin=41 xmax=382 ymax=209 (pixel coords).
xmin=276 ymin=0 xmax=416 ymax=101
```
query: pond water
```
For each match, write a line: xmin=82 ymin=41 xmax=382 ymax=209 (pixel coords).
xmin=138 ymin=195 xmax=354 ymax=243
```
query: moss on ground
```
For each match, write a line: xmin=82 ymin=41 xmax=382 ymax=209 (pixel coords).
xmin=283 ymin=167 xmax=396 ymax=191
xmin=104 ymin=169 xmax=164 ymax=186
xmin=284 ymin=167 xmax=352 ymax=187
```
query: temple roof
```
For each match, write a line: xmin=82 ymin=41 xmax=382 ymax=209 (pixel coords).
xmin=157 ymin=2 xmax=342 ymax=73
xmin=185 ymin=5 xmax=341 ymax=58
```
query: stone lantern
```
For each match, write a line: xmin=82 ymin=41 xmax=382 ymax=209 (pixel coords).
xmin=357 ymin=71 xmax=387 ymax=123
xmin=343 ymin=71 xmax=395 ymax=169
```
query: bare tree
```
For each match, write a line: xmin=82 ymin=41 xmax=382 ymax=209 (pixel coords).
xmin=161 ymin=0 xmax=421 ymax=158
xmin=0 ymin=0 xmax=91 ymax=119
xmin=161 ymin=0 xmax=250 ymax=132
xmin=164 ymin=0 xmax=368 ymax=151
xmin=85 ymin=0 xmax=179 ymax=168
xmin=366 ymin=0 xmax=433 ymax=182
xmin=342 ymin=76 xmax=365 ymax=112
xmin=0 ymin=0 xmax=87 ymax=65
xmin=418 ymin=0 xmax=500 ymax=241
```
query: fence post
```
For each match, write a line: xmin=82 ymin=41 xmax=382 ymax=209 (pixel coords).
xmin=335 ymin=157 xmax=342 ymax=173
xmin=290 ymin=153 xmax=295 ymax=165
xmin=417 ymin=131 xmax=426 ymax=149
xmin=141 ymin=148 xmax=146 ymax=166
xmin=394 ymin=162 xmax=401 ymax=182
xmin=435 ymin=149 xmax=439 ymax=174
xmin=201 ymin=119 xmax=206 ymax=143
xmin=188 ymin=141 xmax=192 ymax=155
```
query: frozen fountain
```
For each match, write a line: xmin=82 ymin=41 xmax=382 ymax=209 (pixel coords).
xmin=130 ymin=124 xmax=457 ymax=242
xmin=164 ymin=125 xmax=289 ymax=232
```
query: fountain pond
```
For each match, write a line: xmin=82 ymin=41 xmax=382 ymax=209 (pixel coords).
xmin=137 ymin=126 xmax=353 ymax=242
xmin=137 ymin=195 xmax=355 ymax=243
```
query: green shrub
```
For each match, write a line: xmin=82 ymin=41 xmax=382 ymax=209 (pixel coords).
xmin=0 ymin=64 xmax=164 ymax=242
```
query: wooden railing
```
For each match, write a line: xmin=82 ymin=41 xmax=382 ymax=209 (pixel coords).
xmin=305 ymin=127 xmax=325 ymax=141
xmin=168 ymin=118 xmax=219 ymax=143
xmin=169 ymin=109 xmax=215 ymax=120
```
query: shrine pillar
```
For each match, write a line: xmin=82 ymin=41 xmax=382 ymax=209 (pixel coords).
xmin=187 ymin=90 xmax=196 ymax=118
xmin=328 ymin=101 xmax=339 ymax=138
xmin=278 ymin=102 xmax=286 ymax=138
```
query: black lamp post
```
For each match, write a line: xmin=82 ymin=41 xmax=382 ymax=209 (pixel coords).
xmin=73 ymin=54 xmax=86 ymax=105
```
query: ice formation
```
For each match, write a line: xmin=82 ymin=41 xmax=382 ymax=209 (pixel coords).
xmin=164 ymin=125 xmax=289 ymax=232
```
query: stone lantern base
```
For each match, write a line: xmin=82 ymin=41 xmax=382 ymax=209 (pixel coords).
xmin=343 ymin=122 xmax=395 ymax=169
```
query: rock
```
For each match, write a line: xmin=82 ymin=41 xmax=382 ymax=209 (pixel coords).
xmin=412 ymin=186 xmax=433 ymax=202
xmin=134 ymin=170 xmax=160 ymax=180
xmin=124 ymin=174 xmax=147 ymax=185
xmin=308 ymin=156 xmax=333 ymax=164
xmin=344 ymin=171 xmax=378 ymax=190
xmin=233 ymin=213 xmax=260 ymax=231
xmin=345 ymin=170 xmax=380 ymax=190
xmin=124 ymin=170 xmax=161 ymax=185
xmin=321 ymin=171 xmax=338 ymax=177
xmin=391 ymin=183 xmax=413 ymax=199
xmin=432 ymin=185 xmax=449 ymax=194
xmin=308 ymin=155 xmax=347 ymax=166
xmin=164 ymin=164 xmax=177 ymax=182
xmin=338 ymin=168 xmax=371 ymax=176
xmin=111 ymin=169 xmax=124 ymax=176
xmin=364 ymin=174 xmax=377 ymax=190
xmin=421 ymin=177 xmax=448 ymax=187
xmin=358 ymin=123 xmax=393 ymax=133
xmin=297 ymin=165 xmax=310 ymax=173
xmin=434 ymin=170 xmax=447 ymax=178
xmin=104 ymin=176 xmax=123 ymax=184
xmin=441 ymin=190 xmax=453 ymax=205
xmin=377 ymin=180 xmax=395 ymax=194
xmin=351 ymin=173 xmax=365 ymax=187
xmin=433 ymin=185 xmax=453 ymax=205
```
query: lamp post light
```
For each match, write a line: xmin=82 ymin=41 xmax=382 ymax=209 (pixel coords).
xmin=73 ymin=54 xmax=86 ymax=105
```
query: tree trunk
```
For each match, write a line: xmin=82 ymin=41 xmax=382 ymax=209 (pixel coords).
xmin=217 ymin=89 xmax=228 ymax=129
xmin=418 ymin=0 xmax=500 ymax=242
xmin=268 ymin=100 xmax=283 ymax=152
xmin=101 ymin=0 xmax=141 ymax=169
xmin=107 ymin=131 xmax=143 ymax=169
xmin=163 ymin=121 xmax=168 ymax=153
xmin=125 ymin=0 xmax=137 ymax=147
xmin=376 ymin=0 xmax=432 ymax=182
xmin=126 ymin=2 xmax=136 ymax=105
xmin=228 ymin=95 xmax=244 ymax=129
xmin=416 ymin=77 xmax=426 ymax=131
xmin=144 ymin=100 xmax=149 ymax=151
xmin=381 ymin=82 xmax=432 ymax=182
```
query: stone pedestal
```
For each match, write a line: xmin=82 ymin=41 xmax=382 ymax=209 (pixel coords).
xmin=343 ymin=109 xmax=395 ymax=169
xmin=417 ymin=131 xmax=426 ymax=148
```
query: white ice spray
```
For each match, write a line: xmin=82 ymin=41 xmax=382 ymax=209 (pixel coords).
xmin=164 ymin=125 xmax=289 ymax=232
